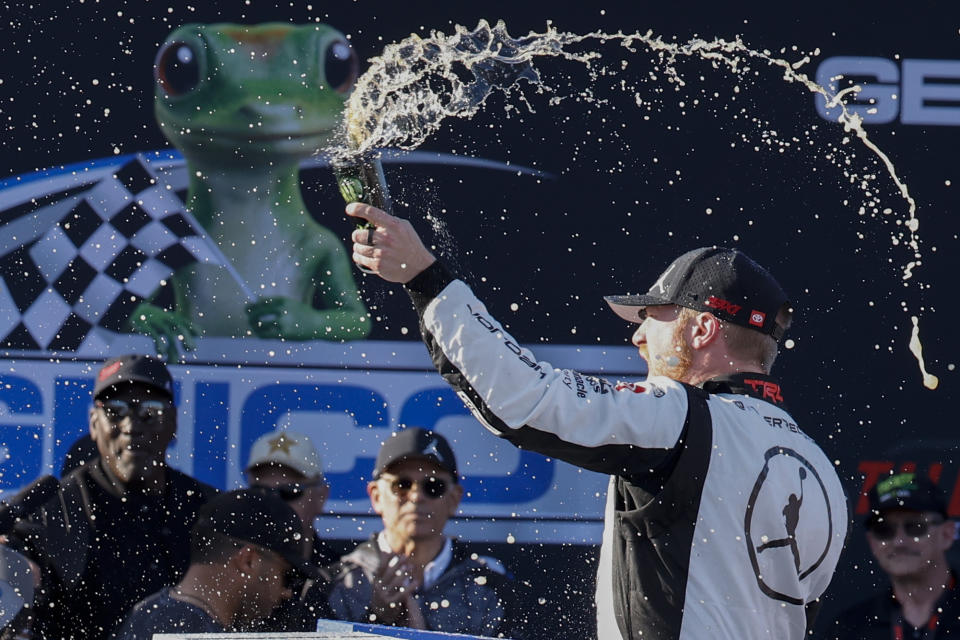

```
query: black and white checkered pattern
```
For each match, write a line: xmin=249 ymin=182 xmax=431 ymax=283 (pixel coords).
xmin=0 ymin=155 xmax=222 ymax=352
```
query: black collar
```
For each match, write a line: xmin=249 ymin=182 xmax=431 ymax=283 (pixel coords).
xmin=88 ymin=457 xmax=169 ymax=499
xmin=701 ymin=372 xmax=788 ymax=409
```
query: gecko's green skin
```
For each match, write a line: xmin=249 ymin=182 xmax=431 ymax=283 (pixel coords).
xmin=133 ymin=23 xmax=369 ymax=358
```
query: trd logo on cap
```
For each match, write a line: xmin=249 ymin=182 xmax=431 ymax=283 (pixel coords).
xmin=98 ymin=361 xmax=123 ymax=381
xmin=706 ymin=296 xmax=743 ymax=315
xmin=749 ymin=310 xmax=766 ymax=327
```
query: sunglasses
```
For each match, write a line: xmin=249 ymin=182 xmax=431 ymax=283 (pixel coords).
xmin=97 ymin=398 xmax=171 ymax=423
xmin=253 ymin=479 xmax=325 ymax=502
xmin=869 ymin=516 xmax=944 ymax=541
xmin=381 ymin=474 xmax=449 ymax=500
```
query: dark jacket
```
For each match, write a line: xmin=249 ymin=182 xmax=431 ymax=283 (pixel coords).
xmin=328 ymin=536 xmax=518 ymax=638
xmin=11 ymin=459 xmax=216 ymax=640
xmin=823 ymin=577 xmax=960 ymax=639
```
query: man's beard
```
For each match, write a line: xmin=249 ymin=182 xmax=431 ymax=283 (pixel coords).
xmin=646 ymin=319 xmax=694 ymax=381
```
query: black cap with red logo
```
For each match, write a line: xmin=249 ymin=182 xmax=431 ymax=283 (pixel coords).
xmin=93 ymin=354 xmax=174 ymax=400
xmin=604 ymin=247 xmax=790 ymax=340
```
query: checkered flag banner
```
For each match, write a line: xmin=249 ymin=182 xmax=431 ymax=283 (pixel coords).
xmin=0 ymin=155 xmax=227 ymax=353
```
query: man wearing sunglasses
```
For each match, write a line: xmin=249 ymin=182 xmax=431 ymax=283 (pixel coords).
xmin=115 ymin=488 xmax=318 ymax=639
xmin=328 ymin=427 xmax=518 ymax=637
xmin=4 ymin=354 xmax=216 ymax=640
xmin=825 ymin=472 xmax=957 ymax=639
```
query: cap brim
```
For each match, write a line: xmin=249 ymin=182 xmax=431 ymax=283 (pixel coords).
xmin=95 ymin=377 xmax=173 ymax=399
xmin=603 ymin=294 xmax=669 ymax=323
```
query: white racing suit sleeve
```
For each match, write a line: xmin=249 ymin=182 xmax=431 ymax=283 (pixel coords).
xmin=407 ymin=263 xmax=690 ymax=476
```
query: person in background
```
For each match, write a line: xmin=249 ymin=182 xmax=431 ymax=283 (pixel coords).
xmin=824 ymin=472 xmax=958 ymax=639
xmin=114 ymin=489 xmax=317 ymax=639
xmin=328 ymin=427 xmax=519 ymax=637
xmin=5 ymin=354 xmax=217 ymax=640
xmin=246 ymin=429 xmax=333 ymax=565
xmin=245 ymin=430 xmax=337 ymax=630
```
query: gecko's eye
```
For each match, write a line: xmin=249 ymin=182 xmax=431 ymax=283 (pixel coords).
xmin=324 ymin=39 xmax=359 ymax=95
xmin=155 ymin=40 xmax=202 ymax=97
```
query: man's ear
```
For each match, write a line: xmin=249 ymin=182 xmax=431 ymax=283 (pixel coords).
xmin=316 ymin=481 xmax=330 ymax=508
xmin=690 ymin=312 xmax=722 ymax=350
xmin=88 ymin=407 xmax=100 ymax=442
xmin=368 ymin=480 xmax=384 ymax=516
xmin=231 ymin=545 xmax=259 ymax=577
xmin=447 ymin=483 xmax=464 ymax=516
xmin=938 ymin=520 xmax=956 ymax=552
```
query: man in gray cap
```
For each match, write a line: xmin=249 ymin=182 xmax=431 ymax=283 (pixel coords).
xmin=245 ymin=429 xmax=331 ymax=565
xmin=244 ymin=430 xmax=337 ymax=632
xmin=5 ymin=354 xmax=216 ymax=640
xmin=328 ymin=427 xmax=518 ymax=637
xmin=343 ymin=202 xmax=850 ymax=640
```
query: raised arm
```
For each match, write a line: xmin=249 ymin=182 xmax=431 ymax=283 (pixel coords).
xmin=344 ymin=204 xmax=690 ymax=476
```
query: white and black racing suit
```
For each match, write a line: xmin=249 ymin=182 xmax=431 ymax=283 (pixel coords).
xmin=404 ymin=261 xmax=849 ymax=640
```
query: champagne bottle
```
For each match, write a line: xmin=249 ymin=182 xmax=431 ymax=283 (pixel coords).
xmin=333 ymin=153 xmax=392 ymax=274
xmin=334 ymin=153 xmax=393 ymax=213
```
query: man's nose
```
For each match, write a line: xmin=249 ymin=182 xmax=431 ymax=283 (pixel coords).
xmin=631 ymin=325 xmax=646 ymax=347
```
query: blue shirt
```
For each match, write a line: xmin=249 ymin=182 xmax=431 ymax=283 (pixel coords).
xmin=113 ymin=588 xmax=227 ymax=640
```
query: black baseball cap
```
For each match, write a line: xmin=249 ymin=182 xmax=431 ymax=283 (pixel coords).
xmin=373 ymin=428 xmax=458 ymax=483
xmin=604 ymin=247 xmax=790 ymax=340
xmin=867 ymin=472 xmax=948 ymax=523
xmin=193 ymin=489 xmax=319 ymax=578
xmin=93 ymin=354 xmax=174 ymax=400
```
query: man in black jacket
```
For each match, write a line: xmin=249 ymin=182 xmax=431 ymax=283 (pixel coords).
xmin=824 ymin=472 xmax=957 ymax=639
xmin=7 ymin=354 xmax=216 ymax=640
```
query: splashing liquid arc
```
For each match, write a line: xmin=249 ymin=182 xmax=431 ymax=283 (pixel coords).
xmin=325 ymin=19 xmax=936 ymax=389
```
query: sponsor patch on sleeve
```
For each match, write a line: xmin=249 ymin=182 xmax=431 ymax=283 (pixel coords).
xmin=615 ymin=381 xmax=666 ymax=397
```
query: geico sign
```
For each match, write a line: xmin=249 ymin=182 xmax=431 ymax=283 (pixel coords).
xmin=0 ymin=371 xmax=554 ymax=505
xmin=815 ymin=56 xmax=960 ymax=126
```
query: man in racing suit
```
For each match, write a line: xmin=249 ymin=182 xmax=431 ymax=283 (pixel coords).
xmin=345 ymin=202 xmax=849 ymax=640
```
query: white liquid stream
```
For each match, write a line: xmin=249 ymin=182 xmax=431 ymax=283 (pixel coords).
xmin=332 ymin=20 xmax=936 ymax=388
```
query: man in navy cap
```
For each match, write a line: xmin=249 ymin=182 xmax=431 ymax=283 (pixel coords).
xmin=824 ymin=472 xmax=957 ymax=639
xmin=328 ymin=427 xmax=518 ymax=637
xmin=343 ymin=202 xmax=850 ymax=640
xmin=6 ymin=354 xmax=216 ymax=640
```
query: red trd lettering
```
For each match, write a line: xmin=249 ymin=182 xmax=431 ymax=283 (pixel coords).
xmin=744 ymin=379 xmax=784 ymax=404
xmin=98 ymin=361 xmax=122 ymax=380
xmin=705 ymin=296 xmax=743 ymax=315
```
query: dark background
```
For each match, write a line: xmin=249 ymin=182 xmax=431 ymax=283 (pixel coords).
xmin=3 ymin=1 xmax=960 ymax=637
